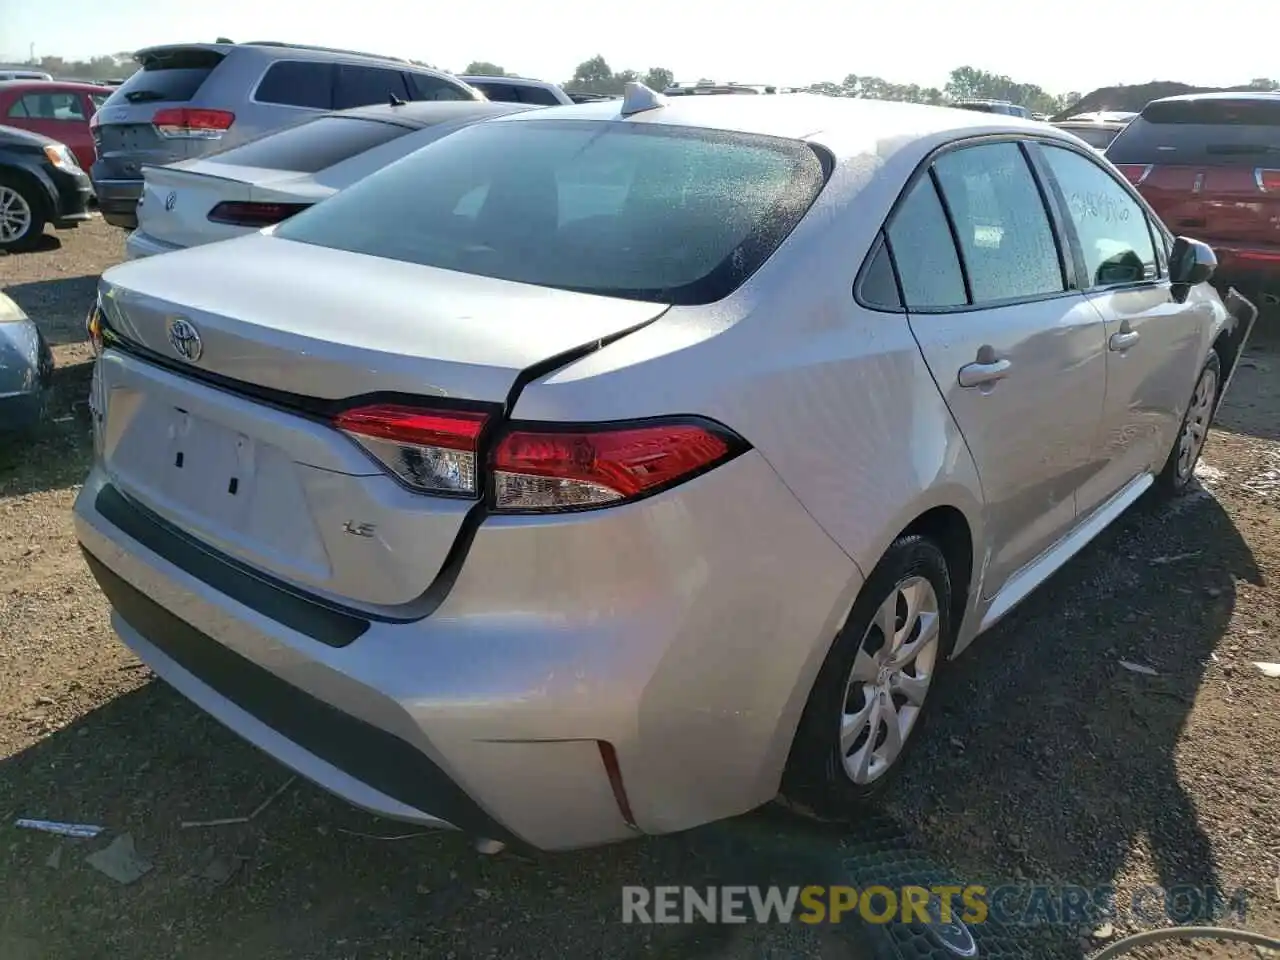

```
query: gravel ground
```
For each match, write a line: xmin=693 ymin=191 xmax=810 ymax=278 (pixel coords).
xmin=0 ymin=223 xmax=1277 ymax=960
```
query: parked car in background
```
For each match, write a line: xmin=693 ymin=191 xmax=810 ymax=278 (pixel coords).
xmin=0 ymin=290 xmax=53 ymax=434
xmin=0 ymin=124 xmax=93 ymax=251
xmin=459 ymin=75 xmax=573 ymax=106
xmin=126 ymin=99 xmax=541 ymax=259
xmin=1052 ymin=117 xmax=1128 ymax=153
xmin=664 ymin=81 xmax=776 ymax=96
xmin=0 ymin=69 xmax=53 ymax=82
xmin=76 ymin=89 xmax=1252 ymax=852
xmin=1106 ymin=92 xmax=1280 ymax=299
xmin=1067 ymin=110 xmax=1137 ymax=124
xmin=952 ymin=99 xmax=1031 ymax=119
xmin=0 ymin=80 xmax=113 ymax=170
xmin=90 ymin=41 xmax=482 ymax=230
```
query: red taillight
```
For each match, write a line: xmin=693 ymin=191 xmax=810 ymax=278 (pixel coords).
xmin=207 ymin=201 xmax=312 ymax=227
xmin=1114 ymin=163 xmax=1152 ymax=186
xmin=333 ymin=404 xmax=491 ymax=497
xmin=1255 ymin=168 xmax=1280 ymax=192
xmin=489 ymin=418 xmax=740 ymax=512
xmin=152 ymin=107 xmax=235 ymax=139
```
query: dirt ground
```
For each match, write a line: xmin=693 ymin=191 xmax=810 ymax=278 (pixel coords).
xmin=0 ymin=223 xmax=1277 ymax=960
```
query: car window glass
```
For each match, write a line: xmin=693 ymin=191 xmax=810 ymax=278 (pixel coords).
xmin=1040 ymin=144 xmax=1157 ymax=287
xmin=203 ymin=116 xmax=410 ymax=174
xmin=404 ymin=72 xmax=472 ymax=102
xmin=333 ymin=64 xmax=409 ymax=110
xmin=469 ymin=81 xmax=522 ymax=103
xmin=275 ymin=120 xmax=827 ymax=306
xmin=886 ymin=175 xmax=967 ymax=309
xmin=515 ymin=86 xmax=562 ymax=106
xmin=90 ymin=93 xmax=111 ymax=110
xmin=932 ymin=142 xmax=1064 ymax=303
xmin=255 ymin=61 xmax=333 ymax=110
xmin=859 ymin=237 xmax=902 ymax=310
xmin=10 ymin=92 xmax=86 ymax=120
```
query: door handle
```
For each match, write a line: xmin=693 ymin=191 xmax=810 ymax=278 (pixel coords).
xmin=958 ymin=358 xmax=1012 ymax=388
xmin=1109 ymin=331 xmax=1141 ymax=351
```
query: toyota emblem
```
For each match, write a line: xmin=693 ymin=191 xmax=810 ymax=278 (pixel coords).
xmin=166 ymin=316 xmax=203 ymax=363
xmin=164 ymin=191 xmax=178 ymax=212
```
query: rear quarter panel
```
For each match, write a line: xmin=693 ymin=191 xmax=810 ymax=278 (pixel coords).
xmin=510 ymin=129 xmax=987 ymax=630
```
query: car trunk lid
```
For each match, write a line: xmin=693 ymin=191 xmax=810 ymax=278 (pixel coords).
xmin=94 ymin=233 xmax=668 ymax=608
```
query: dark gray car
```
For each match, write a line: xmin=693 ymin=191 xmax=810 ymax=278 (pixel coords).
xmin=90 ymin=41 xmax=482 ymax=230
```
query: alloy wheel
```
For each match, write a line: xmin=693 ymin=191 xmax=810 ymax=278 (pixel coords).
xmin=0 ymin=186 xmax=32 ymax=243
xmin=1177 ymin=363 xmax=1218 ymax=483
xmin=839 ymin=575 xmax=940 ymax=784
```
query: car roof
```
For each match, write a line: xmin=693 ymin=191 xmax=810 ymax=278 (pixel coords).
xmin=132 ymin=41 xmax=427 ymax=69
xmin=494 ymin=92 xmax=1061 ymax=156
xmin=1147 ymin=90 xmax=1280 ymax=106
xmin=334 ymin=99 xmax=543 ymax=127
xmin=0 ymin=79 xmax=114 ymax=94
xmin=461 ymin=75 xmax=556 ymax=87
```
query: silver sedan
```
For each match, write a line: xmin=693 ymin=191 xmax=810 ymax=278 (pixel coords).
xmin=75 ymin=86 xmax=1254 ymax=850
xmin=0 ymin=291 xmax=52 ymax=435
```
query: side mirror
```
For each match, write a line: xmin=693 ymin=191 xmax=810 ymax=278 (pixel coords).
xmin=1168 ymin=236 xmax=1217 ymax=291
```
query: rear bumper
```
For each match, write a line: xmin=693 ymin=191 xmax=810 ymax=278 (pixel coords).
xmin=74 ymin=452 xmax=860 ymax=850
xmin=124 ymin=229 xmax=184 ymax=261
xmin=91 ymin=177 xmax=141 ymax=229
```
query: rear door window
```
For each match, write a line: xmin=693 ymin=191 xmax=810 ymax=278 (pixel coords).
xmin=1107 ymin=97 xmax=1280 ymax=167
xmin=333 ymin=64 xmax=410 ymax=110
xmin=107 ymin=48 xmax=225 ymax=105
xmin=513 ymin=85 xmax=563 ymax=106
xmin=931 ymin=141 xmax=1064 ymax=303
xmin=404 ymin=72 xmax=473 ymax=102
xmin=1040 ymin=144 xmax=1158 ymax=287
xmin=8 ymin=92 xmax=87 ymax=120
xmin=254 ymin=61 xmax=333 ymax=110
xmin=467 ymin=81 xmax=522 ymax=103
xmin=203 ymin=116 xmax=411 ymax=173
xmin=886 ymin=174 xmax=968 ymax=309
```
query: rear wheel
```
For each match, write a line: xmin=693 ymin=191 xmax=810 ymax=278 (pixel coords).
xmin=0 ymin=176 xmax=46 ymax=252
xmin=1155 ymin=349 xmax=1220 ymax=497
xmin=781 ymin=534 xmax=953 ymax=819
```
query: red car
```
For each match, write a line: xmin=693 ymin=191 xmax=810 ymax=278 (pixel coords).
xmin=1105 ymin=92 xmax=1280 ymax=300
xmin=0 ymin=79 xmax=113 ymax=171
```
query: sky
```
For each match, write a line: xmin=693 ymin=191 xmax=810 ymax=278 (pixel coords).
xmin=1 ymin=0 xmax=1275 ymax=96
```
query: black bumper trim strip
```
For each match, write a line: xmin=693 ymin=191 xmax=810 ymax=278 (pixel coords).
xmin=82 ymin=549 xmax=515 ymax=844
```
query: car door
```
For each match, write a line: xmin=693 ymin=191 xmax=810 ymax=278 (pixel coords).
xmin=5 ymin=89 xmax=95 ymax=169
xmin=892 ymin=140 xmax=1108 ymax=597
xmin=1034 ymin=142 xmax=1208 ymax=515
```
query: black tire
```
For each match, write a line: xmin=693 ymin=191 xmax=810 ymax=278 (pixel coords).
xmin=781 ymin=534 xmax=954 ymax=820
xmin=0 ymin=173 xmax=47 ymax=253
xmin=1154 ymin=349 xmax=1221 ymax=498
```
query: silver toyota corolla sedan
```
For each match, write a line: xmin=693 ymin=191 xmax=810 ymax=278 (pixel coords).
xmin=75 ymin=86 xmax=1254 ymax=851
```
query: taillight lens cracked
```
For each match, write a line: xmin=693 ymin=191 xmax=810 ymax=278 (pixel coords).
xmin=332 ymin=404 xmax=745 ymax=512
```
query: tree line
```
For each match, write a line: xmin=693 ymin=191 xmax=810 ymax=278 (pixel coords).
xmin=20 ymin=50 xmax=1280 ymax=117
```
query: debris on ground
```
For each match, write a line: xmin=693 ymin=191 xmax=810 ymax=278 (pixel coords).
xmin=180 ymin=775 xmax=296 ymax=829
xmin=1149 ymin=551 xmax=1201 ymax=565
xmin=1118 ymin=660 xmax=1159 ymax=676
xmin=45 ymin=846 xmax=62 ymax=869
xmin=1091 ymin=922 xmax=1115 ymax=940
xmin=15 ymin=819 xmax=104 ymax=838
xmin=85 ymin=833 xmax=152 ymax=885
xmin=1256 ymin=662 xmax=1280 ymax=679
xmin=474 ymin=838 xmax=505 ymax=855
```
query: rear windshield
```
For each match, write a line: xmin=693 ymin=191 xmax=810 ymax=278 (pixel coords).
xmin=1107 ymin=98 xmax=1280 ymax=166
xmin=1059 ymin=125 xmax=1120 ymax=149
xmin=274 ymin=119 xmax=828 ymax=305
xmin=107 ymin=48 xmax=225 ymax=106
xmin=204 ymin=116 xmax=411 ymax=173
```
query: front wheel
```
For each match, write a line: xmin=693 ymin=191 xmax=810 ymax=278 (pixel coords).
xmin=0 ymin=176 xmax=46 ymax=252
xmin=1155 ymin=349 xmax=1220 ymax=497
xmin=781 ymin=534 xmax=953 ymax=820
